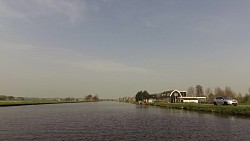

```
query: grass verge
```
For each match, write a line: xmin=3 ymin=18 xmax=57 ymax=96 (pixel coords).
xmin=149 ymin=102 xmax=250 ymax=116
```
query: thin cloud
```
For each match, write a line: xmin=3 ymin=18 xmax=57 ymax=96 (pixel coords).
xmin=0 ymin=42 xmax=151 ymax=74
xmin=146 ymin=21 xmax=157 ymax=28
xmin=0 ymin=0 xmax=86 ymax=24
xmin=71 ymin=60 xmax=151 ymax=73
xmin=0 ymin=42 xmax=36 ymax=51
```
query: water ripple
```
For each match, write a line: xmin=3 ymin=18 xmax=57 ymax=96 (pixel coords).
xmin=0 ymin=102 xmax=250 ymax=141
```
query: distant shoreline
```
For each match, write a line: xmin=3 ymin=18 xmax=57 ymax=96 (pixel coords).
xmin=0 ymin=100 xmax=87 ymax=107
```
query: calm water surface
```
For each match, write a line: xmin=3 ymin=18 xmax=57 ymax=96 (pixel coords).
xmin=1 ymin=102 xmax=250 ymax=141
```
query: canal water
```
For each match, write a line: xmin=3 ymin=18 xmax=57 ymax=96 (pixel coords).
xmin=0 ymin=102 xmax=250 ymax=141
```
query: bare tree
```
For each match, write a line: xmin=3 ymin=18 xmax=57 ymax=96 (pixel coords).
xmin=224 ymin=86 xmax=236 ymax=98
xmin=236 ymin=93 xmax=243 ymax=103
xmin=93 ymin=95 xmax=99 ymax=101
xmin=205 ymin=88 xmax=214 ymax=102
xmin=214 ymin=87 xmax=224 ymax=97
xmin=207 ymin=93 xmax=215 ymax=103
xmin=195 ymin=85 xmax=204 ymax=97
xmin=243 ymin=93 xmax=250 ymax=103
xmin=205 ymin=88 xmax=212 ymax=97
xmin=187 ymin=86 xmax=195 ymax=97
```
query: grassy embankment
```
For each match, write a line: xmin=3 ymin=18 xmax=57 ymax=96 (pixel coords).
xmin=0 ymin=100 xmax=84 ymax=107
xmin=148 ymin=102 xmax=250 ymax=116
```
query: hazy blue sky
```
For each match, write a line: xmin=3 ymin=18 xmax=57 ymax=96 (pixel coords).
xmin=1 ymin=0 xmax=250 ymax=98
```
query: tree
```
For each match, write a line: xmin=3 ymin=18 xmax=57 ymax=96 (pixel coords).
xmin=135 ymin=90 xmax=149 ymax=102
xmin=243 ymin=94 xmax=250 ymax=103
xmin=93 ymin=95 xmax=99 ymax=101
xmin=224 ymin=86 xmax=236 ymax=98
xmin=205 ymin=88 xmax=212 ymax=97
xmin=135 ymin=91 xmax=143 ymax=101
xmin=187 ymin=87 xmax=195 ymax=97
xmin=7 ymin=96 xmax=15 ymax=100
xmin=236 ymin=93 xmax=243 ymax=103
xmin=242 ymin=87 xmax=250 ymax=103
xmin=205 ymin=88 xmax=214 ymax=103
xmin=207 ymin=93 xmax=215 ymax=103
xmin=17 ymin=97 xmax=25 ymax=100
xmin=142 ymin=91 xmax=150 ymax=99
xmin=214 ymin=87 xmax=224 ymax=97
xmin=85 ymin=95 xmax=93 ymax=101
xmin=195 ymin=85 xmax=204 ymax=97
xmin=65 ymin=97 xmax=75 ymax=101
xmin=0 ymin=95 xmax=7 ymax=100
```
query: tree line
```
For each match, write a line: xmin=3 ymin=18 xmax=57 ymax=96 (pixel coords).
xmin=0 ymin=95 xmax=23 ymax=100
xmin=187 ymin=85 xmax=250 ymax=103
xmin=134 ymin=85 xmax=250 ymax=104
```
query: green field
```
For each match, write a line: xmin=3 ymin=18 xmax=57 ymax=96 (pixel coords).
xmin=149 ymin=102 xmax=250 ymax=116
xmin=0 ymin=100 xmax=83 ymax=107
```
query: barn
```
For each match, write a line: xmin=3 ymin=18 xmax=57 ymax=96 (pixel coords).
xmin=149 ymin=89 xmax=187 ymax=103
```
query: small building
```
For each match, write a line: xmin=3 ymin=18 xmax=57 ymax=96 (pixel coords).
xmin=148 ymin=98 xmax=156 ymax=103
xmin=178 ymin=97 xmax=207 ymax=103
xmin=179 ymin=97 xmax=199 ymax=103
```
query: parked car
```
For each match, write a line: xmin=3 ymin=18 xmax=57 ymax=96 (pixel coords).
xmin=213 ymin=96 xmax=238 ymax=106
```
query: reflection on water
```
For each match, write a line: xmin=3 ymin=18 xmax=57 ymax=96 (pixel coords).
xmin=0 ymin=102 xmax=250 ymax=141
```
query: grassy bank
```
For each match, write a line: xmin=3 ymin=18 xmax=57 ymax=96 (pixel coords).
xmin=0 ymin=100 xmax=84 ymax=107
xmin=148 ymin=102 xmax=250 ymax=116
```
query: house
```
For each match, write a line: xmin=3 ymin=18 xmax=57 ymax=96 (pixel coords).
xmin=148 ymin=89 xmax=207 ymax=103
xmin=149 ymin=89 xmax=187 ymax=103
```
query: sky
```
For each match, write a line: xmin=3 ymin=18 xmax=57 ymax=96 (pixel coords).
xmin=0 ymin=0 xmax=250 ymax=99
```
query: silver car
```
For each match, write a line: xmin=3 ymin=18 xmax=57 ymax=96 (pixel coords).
xmin=213 ymin=96 xmax=238 ymax=106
